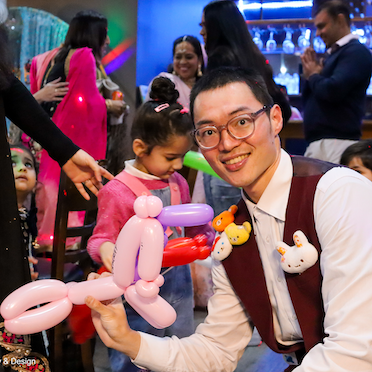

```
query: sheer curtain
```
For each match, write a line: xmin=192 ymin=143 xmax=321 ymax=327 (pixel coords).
xmin=7 ymin=6 xmax=68 ymax=86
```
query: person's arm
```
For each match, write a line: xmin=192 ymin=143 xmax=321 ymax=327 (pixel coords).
xmin=302 ymin=45 xmax=372 ymax=103
xmin=295 ymin=168 xmax=372 ymax=371
xmin=33 ymin=77 xmax=69 ymax=104
xmin=87 ymin=180 xmax=136 ymax=268
xmin=4 ymin=76 xmax=113 ymax=196
xmin=86 ymin=260 xmax=253 ymax=372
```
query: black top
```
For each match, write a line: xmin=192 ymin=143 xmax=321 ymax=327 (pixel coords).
xmin=40 ymin=59 xmax=66 ymax=117
xmin=0 ymin=75 xmax=79 ymax=307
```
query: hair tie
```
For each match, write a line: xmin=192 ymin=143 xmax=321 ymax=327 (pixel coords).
xmin=154 ymin=103 xmax=170 ymax=112
xmin=180 ymin=107 xmax=189 ymax=114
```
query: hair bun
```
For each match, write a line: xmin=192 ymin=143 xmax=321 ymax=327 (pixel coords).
xmin=150 ymin=77 xmax=179 ymax=104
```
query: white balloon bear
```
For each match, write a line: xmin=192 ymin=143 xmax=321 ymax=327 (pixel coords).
xmin=276 ymin=230 xmax=318 ymax=274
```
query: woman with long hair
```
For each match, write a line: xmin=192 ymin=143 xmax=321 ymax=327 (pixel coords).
xmin=31 ymin=10 xmax=125 ymax=250
xmin=201 ymin=0 xmax=291 ymax=123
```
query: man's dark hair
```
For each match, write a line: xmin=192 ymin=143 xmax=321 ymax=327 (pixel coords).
xmin=315 ymin=0 xmax=351 ymax=27
xmin=340 ymin=140 xmax=372 ymax=171
xmin=190 ymin=66 xmax=274 ymax=121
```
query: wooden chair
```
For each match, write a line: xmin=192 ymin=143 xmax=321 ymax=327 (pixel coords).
xmin=48 ymin=171 xmax=98 ymax=372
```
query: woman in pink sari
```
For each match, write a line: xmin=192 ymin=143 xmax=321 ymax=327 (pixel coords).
xmin=30 ymin=11 xmax=124 ymax=250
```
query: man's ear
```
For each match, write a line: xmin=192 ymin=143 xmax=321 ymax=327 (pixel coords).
xmin=132 ymin=139 xmax=148 ymax=157
xmin=270 ymin=104 xmax=283 ymax=136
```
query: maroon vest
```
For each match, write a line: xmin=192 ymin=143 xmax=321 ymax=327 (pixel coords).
xmin=223 ymin=156 xmax=337 ymax=356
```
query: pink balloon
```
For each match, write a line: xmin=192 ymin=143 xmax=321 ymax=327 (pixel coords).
xmin=124 ymin=285 xmax=176 ymax=329
xmin=138 ymin=219 xmax=164 ymax=281
xmin=146 ymin=195 xmax=163 ymax=217
xmin=68 ymin=276 xmax=124 ymax=305
xmin=4 ymin=298 xmax=72 ymax=334
xmin=157 ymin=204 xmax=213 ymax=227
xmin=112 ymin=215 xmax=144 ymax=288
xmin=1 ymin=279 xmax=68 ymax=320
xmin=135 ymin=280 xmax=159 ymax=298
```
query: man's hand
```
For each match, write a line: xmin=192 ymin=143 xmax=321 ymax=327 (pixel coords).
xmin=62 ymin=149 xmax=114 ymax=200
xmin=301 ymin=47 xmax=323 ymax=79
xmin=33 ymin=77 xmax=69 ymax=104
xmin=85 ymin=273 xmax=141 ymax=358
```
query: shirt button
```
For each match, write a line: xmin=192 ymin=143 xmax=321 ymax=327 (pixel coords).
xmin=277 ymin=276 xmax=282 ymax=282
xmin=266 ymin=236 xmax=270 ymax=243
xmin=292 ymin=314 xmax=297 ymax=320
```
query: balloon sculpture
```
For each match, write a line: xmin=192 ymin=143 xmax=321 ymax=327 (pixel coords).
xmin=0 ymin=195 xmax=213 ymax=335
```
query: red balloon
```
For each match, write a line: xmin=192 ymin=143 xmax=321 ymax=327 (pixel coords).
xmin=162 ymin=234 xmax=211 ymax=267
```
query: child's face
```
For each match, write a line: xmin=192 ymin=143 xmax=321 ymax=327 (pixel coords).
xmin=136 ymin=135 xmax=192 ymax=179
xmin=11 ymin=148 xmax=37 ymax=194
xmin=347 ymin=156 xmax=372 ymax=182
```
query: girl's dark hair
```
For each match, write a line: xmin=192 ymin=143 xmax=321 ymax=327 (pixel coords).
xmin=10 ymin=143 xmax=38 ymax=175
xmin=340 ymin=140 xmax=372 ymax=171
xmin=55 ymin=10 xmax=108 ymax=64
xmin=0 ymin=25 xmax=14 ymax=90
xmin=172 ymin=35 xmax=205 ymax=75
xmin=131 ymin=77 xmax=193 ymax=154
xmin=202 ymin=0 xmax=291 ymax=123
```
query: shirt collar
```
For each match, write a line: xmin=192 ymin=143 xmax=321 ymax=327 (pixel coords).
xmin=326 ymin=33 xmax=358 ymax=54
xmin=124 ymin=159 xmax=161 ymax=180
xmin=242 ymin=149 xmax=293 ymax=222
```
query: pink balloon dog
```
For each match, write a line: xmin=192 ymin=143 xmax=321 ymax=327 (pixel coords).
xmin=0 ymin=195 xmax=213 ymax=334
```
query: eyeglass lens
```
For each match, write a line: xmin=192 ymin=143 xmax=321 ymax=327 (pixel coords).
xmin=196 ymin=114 xmax=255 ymax=148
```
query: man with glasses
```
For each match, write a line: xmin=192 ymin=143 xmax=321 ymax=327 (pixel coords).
xmin=86 ymin=67 xmax=372 ymax=372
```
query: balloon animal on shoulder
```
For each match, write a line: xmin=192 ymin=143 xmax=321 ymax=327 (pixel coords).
xmin=0 ymin=195 xmax=213 ymax=335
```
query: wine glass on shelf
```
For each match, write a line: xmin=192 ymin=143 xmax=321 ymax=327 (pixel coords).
xmin=266 ymin=27 xmax=277 ymax=53
xmin=282 ymin=26 xmax=295 ymax=54
xmin=252 ymin=28 xmax=263 ymax=51
xmin=297 ymin=25 xmax=311 ymax=52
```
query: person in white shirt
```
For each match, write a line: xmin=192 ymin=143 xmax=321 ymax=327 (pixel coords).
xmin=85 ymin=66 xmax=372 ymax=372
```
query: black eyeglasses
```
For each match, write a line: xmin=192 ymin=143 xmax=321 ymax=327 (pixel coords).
xmin=192 ymin=105 xmax=272 ymax=150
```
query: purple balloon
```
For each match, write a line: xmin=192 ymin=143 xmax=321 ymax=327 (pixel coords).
xmin=157 ymin=203 xmax=213 ymax=227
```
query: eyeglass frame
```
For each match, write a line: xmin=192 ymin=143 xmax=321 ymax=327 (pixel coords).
xmin=192 ymin=105 xmax=272 ymax=150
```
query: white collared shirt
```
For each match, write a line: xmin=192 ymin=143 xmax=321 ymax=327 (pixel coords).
xmin=326 ymin=32 xmax=359 ymax=54
xmin=124 ymin=159 xmax=161 ymax=180
xmin=243 ymin=151 xmax=303 ymax=345
xmin=135 ymin=150 xmax=372 ymax=372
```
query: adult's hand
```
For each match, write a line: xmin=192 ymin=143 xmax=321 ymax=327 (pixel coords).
xmin=33 ymin=77 xmax=69 ymax=104
xmin=85 ymin=273 xmax=141 ymax=358
xmin=106 ymin=99 xmax=128 ymax=118
xmin=301 ymin=47 xmax=323 ymax=79
xmin=62 ymin=149 xmax=114 ymax=200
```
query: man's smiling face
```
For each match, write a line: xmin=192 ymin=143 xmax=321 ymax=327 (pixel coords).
xmin=193 ymin=82 xmax=283 ymax=203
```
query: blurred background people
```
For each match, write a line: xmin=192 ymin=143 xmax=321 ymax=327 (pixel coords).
xmin=340 ymin=140 xmax=372 ymax=181
xmin=301 ymin=0 xmax=372 ymax=164
xmin=146 ymin=35 xmax=204 ymax=109
xmin=30 ymin=10 xmax=125 ymax=250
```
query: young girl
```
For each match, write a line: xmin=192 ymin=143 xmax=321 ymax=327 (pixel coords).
xmin=6 ymin=144 xmax=50 ymax=370
xmin=87 ymin=77 xmax=213 ymax=372
xmin=10 ymin=144 xmax=39 ymax=281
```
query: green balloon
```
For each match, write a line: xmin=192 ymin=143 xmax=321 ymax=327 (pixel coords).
xmin=183 ymin=151 xmax=221 ymax=179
